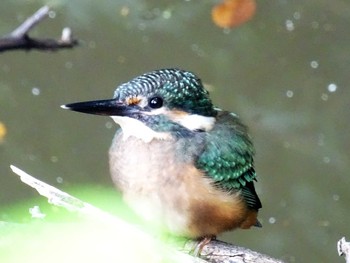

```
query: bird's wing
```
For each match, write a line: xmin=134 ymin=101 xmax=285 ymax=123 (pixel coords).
xmin=196 ymin=111 xmax=262 ymax=210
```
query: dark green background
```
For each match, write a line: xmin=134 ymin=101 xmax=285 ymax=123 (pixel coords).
xmin=1 ymin=1 xmax=349 ymax=262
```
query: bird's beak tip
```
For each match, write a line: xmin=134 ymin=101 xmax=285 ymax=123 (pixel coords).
xmin=60 ymin=104 xmax=70 ymax=110
xmin=60 ymin=99 xmax=135 ymax=116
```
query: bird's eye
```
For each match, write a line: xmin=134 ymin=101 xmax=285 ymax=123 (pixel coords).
xmin=149 ymin=96 xmax=163 ymax=109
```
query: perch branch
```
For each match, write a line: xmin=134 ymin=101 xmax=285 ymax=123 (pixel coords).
xmin=10 ymin=165 xmax=284 ymax=263
xmin=10 ymin=165 xmax=126 ymax=222
xmin=0 ymin=6 xmax=78 ymax=52
xmin=184 ymin=239 xmax=285 ymax=263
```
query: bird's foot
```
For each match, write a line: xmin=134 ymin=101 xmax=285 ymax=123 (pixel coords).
xmin=192 ymin=236 xmax=215 ymax=257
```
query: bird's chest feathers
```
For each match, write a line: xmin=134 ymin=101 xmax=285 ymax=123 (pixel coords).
xmin=109 ymin=133 xmax=196 ymax=232
xmin=109 ymin=131 xmax=246 ymax=238
xmin=109 ymin=133 xmax=186 ymax=192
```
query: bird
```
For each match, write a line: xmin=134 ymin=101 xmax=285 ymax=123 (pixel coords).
xmin=62 ymin=68 xmax=262 ymax=247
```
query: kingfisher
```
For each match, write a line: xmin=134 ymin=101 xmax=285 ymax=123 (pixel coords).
xmin=62 ymin=68 xmax=262 ymax=247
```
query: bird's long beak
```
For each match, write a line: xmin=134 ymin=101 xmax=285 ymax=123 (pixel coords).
xmin=61 ymin=99 xmax=140 ymax=116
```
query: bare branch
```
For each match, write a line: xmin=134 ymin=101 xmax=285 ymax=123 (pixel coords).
xmin=184 ymin=239 xmax=285 ymax=263
xmin=9 ymin=6 xmax=49 ymax=38
xmin=0 ymin=6 xmax=78 ymax=53
xmin=10 ymin=165 xmax=121 ymax=222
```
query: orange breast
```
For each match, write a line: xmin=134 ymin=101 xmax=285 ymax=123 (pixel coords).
xmin=180 ymin=165 xmax=258 ymax=238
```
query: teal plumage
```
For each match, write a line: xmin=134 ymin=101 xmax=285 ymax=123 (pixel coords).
xmin=197 ymin=110 xmax=262 ymax=211
xmin=114 ymin=69 xmax=217 ymax=117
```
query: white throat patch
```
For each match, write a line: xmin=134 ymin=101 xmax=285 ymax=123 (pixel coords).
xmin=111 ymin=116 xmax=171 ymax=143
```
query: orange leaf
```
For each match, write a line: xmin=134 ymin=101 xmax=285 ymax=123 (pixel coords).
xmin=212 ymin=0 xmax=256 ymax=29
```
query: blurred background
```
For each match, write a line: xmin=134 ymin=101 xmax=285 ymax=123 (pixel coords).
xmin=1 ymin=0 xmax=349 ymax=262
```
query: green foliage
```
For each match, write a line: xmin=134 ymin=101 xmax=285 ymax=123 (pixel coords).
xmin=0 ymin=185 xmax=174 ymax=263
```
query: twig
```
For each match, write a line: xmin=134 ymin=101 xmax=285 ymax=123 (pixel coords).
xmin=9 ymin=6 xmax=49 ymax=38
xmin=0 ymin=6 xmax=78 ymax=52
xmin=338 ymin=237 xmax=350 ymax=263
xmin=10 ymin=165 xmax=126 ymax=222
xmin=9 ymin=165 xmax=284 ymax=263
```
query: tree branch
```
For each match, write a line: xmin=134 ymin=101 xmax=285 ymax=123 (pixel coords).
xmin=0 ymin=6 xmax=78 ymax=52
xmin=9 ymin=6 xmax=50 ymax=38
xmin=184 ymin=239 xmax=285 ymax=263
xmin=9 ymin=165 xmax=284 ymax=263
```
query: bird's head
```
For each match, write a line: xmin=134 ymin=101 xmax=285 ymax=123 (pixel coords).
xmin=63 ymin=69 xmax=217 ymax=141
